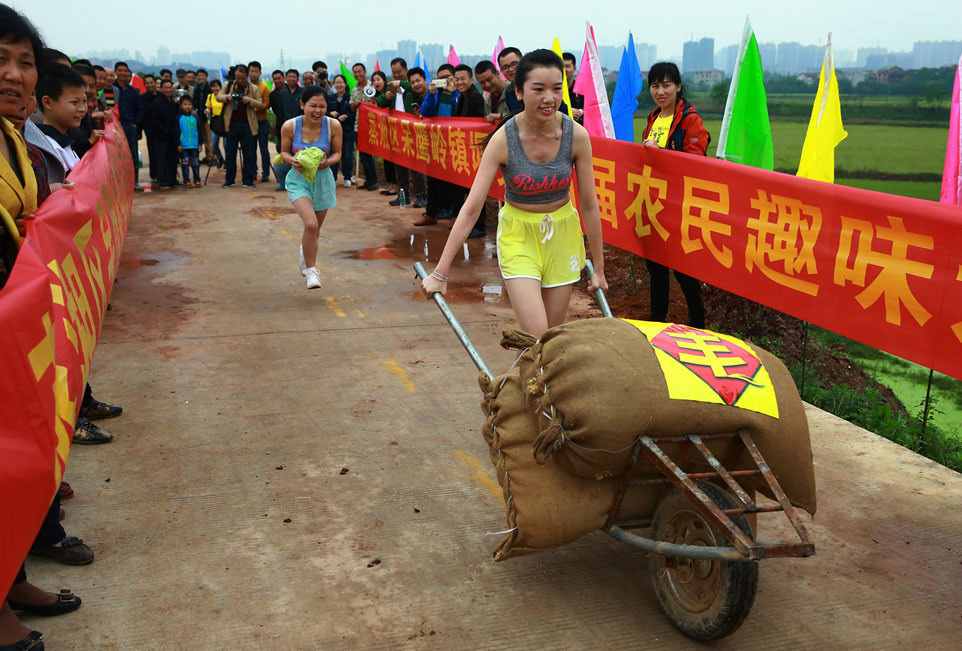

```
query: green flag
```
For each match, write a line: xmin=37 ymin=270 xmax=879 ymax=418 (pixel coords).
xmin=716 ymin=18 xmax=774 ymax=170
xmin=340 ymin=62 xmax=357 ymax=91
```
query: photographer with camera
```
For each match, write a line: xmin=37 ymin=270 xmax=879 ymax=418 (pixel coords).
xmin=215 ymin=64 xmax=264 ymax=188
xmin=379 ymin=58 xmax=425 ymax=208
xmin=416 ymin=64 xmax=460 ymax=226
xmin=312 ymin=61 xmax=338 ymax=105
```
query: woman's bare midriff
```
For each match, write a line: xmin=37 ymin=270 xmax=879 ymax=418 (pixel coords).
xmin=506 ymin=197 xmax=571 ymax=214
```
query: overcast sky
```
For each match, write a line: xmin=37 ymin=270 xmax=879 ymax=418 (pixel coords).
xmin=18 ymin=0 xmax=962 ymax=63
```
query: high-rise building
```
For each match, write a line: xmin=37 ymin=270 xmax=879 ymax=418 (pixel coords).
xmin=375 ymin=49 xmax=398 ymax=70
xmin=758 ymin=42 xmax=776 ymax=73
xmin=682 ymin=38 xmax=713 ymax=73
xmin=912 ymin=41 xmax=962 ymax=68
xmin=716 ymin=44 xmax=738 ymax=76
xmin=856 ymin=47 xmax=885 ymax=67
xmin=397 ymin=40 xmax=417 ymax=67
xmin=156 ymin=46 xmax=170 ymax=66
xmin=636 ymin=43 xmax=657 ymax=73
xmin=420 ymin=43 xmax=444 ymax=72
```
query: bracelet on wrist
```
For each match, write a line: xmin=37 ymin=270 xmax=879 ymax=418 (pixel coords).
xmin=430 ymin=271 xmax=448 ymax=282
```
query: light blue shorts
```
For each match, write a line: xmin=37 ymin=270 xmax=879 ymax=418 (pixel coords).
xmin=286 ymin=166 xmax=337 ymax=211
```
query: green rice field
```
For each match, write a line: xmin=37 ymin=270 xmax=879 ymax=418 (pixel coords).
xmin=631 ymin=117 xmax=948 ymax=201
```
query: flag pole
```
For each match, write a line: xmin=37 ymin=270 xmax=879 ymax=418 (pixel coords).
xmin=717 ymin=16 xmax=752 ymax=161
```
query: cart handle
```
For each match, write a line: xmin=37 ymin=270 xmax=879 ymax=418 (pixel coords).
xmin=607 ymin=525 xmax=751 ymax=562
xmin=584 ymin=259 xmax=612 ymax=318
xmin=414 ymin=262 xmax=494 ymax=381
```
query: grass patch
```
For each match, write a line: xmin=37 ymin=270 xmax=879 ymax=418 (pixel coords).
xmin=811 ymin=328 xmax=962 ymax=439
xmin=836 ymin=179 xmax=941 ymax=201
xmin=632 ymin=118 xmax=948 ymax=177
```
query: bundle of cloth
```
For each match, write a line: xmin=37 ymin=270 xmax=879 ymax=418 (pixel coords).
xmin=479 ymin=318 xmax=816 ymax=561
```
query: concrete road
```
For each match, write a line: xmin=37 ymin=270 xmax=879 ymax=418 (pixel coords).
xmin=26 ymin=172 xmax=962 ymax=649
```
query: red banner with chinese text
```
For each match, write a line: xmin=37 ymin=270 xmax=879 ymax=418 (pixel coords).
xmin=0 ymin=120 xmax=132 ymax=592
xmin=358 ymin=103 xmax=962 ymax=383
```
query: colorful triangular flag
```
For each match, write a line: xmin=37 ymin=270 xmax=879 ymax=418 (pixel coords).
xmin=717 ymin=17 xmax=774 ymax=169
xmin=573 ymin=22 xmax=615 ymax=138
xmin=797 ymin=34 xmax=847 ymax=182
xmin=940 ymin=53 xmax=961 ymax=204
xmin=611 ymin=32 xmax=645 ymax=142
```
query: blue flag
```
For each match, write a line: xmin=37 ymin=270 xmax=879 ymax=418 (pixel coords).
xmin=414 ymin=50 xmax=431 ymax=85
xmin=611 ymin=33 xmax=645 ymax=142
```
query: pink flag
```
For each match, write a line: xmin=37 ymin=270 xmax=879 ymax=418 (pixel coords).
xmin=572 ymin=22 xmax=615 ymax=138
xmin=447 ymin=46 xmax=461 ymax=67
xmin=492 ymin=36 xmax=506 ymax=79
xmin=940 ymin=54 xmax=961 ymax=205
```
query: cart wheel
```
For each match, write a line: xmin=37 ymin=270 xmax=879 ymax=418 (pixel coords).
xmin=648 ymin=481 xmax=759 ymax=641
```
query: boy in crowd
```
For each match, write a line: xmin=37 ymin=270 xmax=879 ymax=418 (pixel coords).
xmin=160 ymin=68 xmax=173 ymax=83
xmin=36 ymin=65 xmax=88 ymax=175
xmin=177 ymin=96 xmax=201 ymax=188
xmin=70 ymin=64 xmax=106 ymax=159
xmin=248 ymin=60 xmax=272 ymax=182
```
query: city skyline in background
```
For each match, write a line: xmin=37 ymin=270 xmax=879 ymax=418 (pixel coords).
xmin=78 ymin=36 xmax=962 ymax=82
xmin=22 ymin=0 xmax=962 ymax=80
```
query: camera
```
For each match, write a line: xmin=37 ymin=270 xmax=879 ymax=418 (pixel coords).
xmin=316 ymin=70 xmax=329 ymax=82
xmin=231 ymin=92 xmax=243 ymax=111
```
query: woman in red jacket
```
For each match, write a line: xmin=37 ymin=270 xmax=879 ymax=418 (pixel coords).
xmin=641 ymin=62 xmax=710 ymax=328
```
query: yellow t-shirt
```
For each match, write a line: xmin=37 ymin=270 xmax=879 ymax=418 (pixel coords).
xmin=206 ymin=93 xmax=223 ymax=117
xmin=647 ymin=114 xmax=673 ymax=148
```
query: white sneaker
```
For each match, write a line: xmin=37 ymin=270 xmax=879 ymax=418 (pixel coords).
xmin=343 ymin=179 xmax=352 ymax=187
xmin=305 ymin=267 xmax=322 ymax=289
xmin=299 ymin=245 xmax=307 ymax=276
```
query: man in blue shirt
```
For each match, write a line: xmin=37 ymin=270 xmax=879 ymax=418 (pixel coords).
xmin=414 ymin=65 xmax=461 ymax=226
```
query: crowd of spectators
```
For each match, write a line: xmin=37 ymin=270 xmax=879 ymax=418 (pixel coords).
xmin=0 ymin=2 xmax=594 ymax=640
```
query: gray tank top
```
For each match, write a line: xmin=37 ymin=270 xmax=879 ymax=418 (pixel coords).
xmin=501 ymin=114 xmax=575 ymax=204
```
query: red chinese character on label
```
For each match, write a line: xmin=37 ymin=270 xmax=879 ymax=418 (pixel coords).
xmin=650 ymin=325 xmax=764 ymax=406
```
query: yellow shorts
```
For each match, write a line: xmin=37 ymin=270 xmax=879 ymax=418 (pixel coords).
xmin=496 ymin=201 xmax=586 ymax=287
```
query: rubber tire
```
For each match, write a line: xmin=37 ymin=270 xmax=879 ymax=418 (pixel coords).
xmin=648 ymin=481 xmax=759 ymax=641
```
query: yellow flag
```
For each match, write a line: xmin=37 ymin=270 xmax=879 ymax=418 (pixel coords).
xmin=797 ymin=35 xmax=847 ymax=182
xmin=551 ymin=38 xmax=574 ymax=119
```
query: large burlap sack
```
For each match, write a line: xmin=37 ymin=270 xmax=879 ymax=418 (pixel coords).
xmin=508 ymin=319 xmax=816 ymax=515
xmin=479 ymin=369 xmax=660 ymax=561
